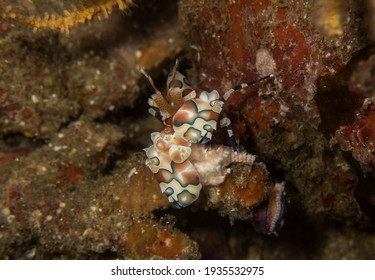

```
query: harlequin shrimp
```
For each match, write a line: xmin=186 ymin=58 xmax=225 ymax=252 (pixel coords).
xmin=141 ymin=61 xmax=275 ymax=209
xmin=142 ymin=61 xmax=273 ymax=149
xmin=144 ymin=132 xmax=258 ymax=208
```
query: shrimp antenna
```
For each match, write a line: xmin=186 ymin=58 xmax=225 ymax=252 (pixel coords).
xmin=221 ymin=74 xmax=274 ymax=102
xmin=140 ymin=67 xmax=161 ymax=94
xmin=171 ymin=59 xmax=179 ymax=83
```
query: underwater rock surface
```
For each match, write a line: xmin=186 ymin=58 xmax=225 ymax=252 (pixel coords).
xmin=0 ymin=0 xmax=374 ymax=259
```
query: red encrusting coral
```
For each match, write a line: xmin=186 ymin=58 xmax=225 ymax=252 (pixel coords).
xmin=124 ymin=220 xmax=199 ymax=259
xmin=335 ymin=99 xmax=375 ymax=168
xmin=179 ymin=0 xmax=370 ymax=229
xmin=0 ymin=0 xmax=374 ymax=260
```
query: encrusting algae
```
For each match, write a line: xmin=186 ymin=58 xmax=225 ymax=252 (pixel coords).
xmin=1 ymin=0 xmax=375 ymax=260
xmin=0 ymin=0 xmax=135 ymax=34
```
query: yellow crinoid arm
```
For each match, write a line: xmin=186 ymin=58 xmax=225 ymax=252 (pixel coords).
xmin=0 ymin=0 xmax=135 ymax=35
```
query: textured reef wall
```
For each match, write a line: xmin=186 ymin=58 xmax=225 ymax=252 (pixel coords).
xmin=0 ymin=0 xmax=375 ymax=259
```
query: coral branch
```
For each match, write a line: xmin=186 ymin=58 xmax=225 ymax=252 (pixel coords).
xmin=1 ymin=0 xmax=134 ymax=35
